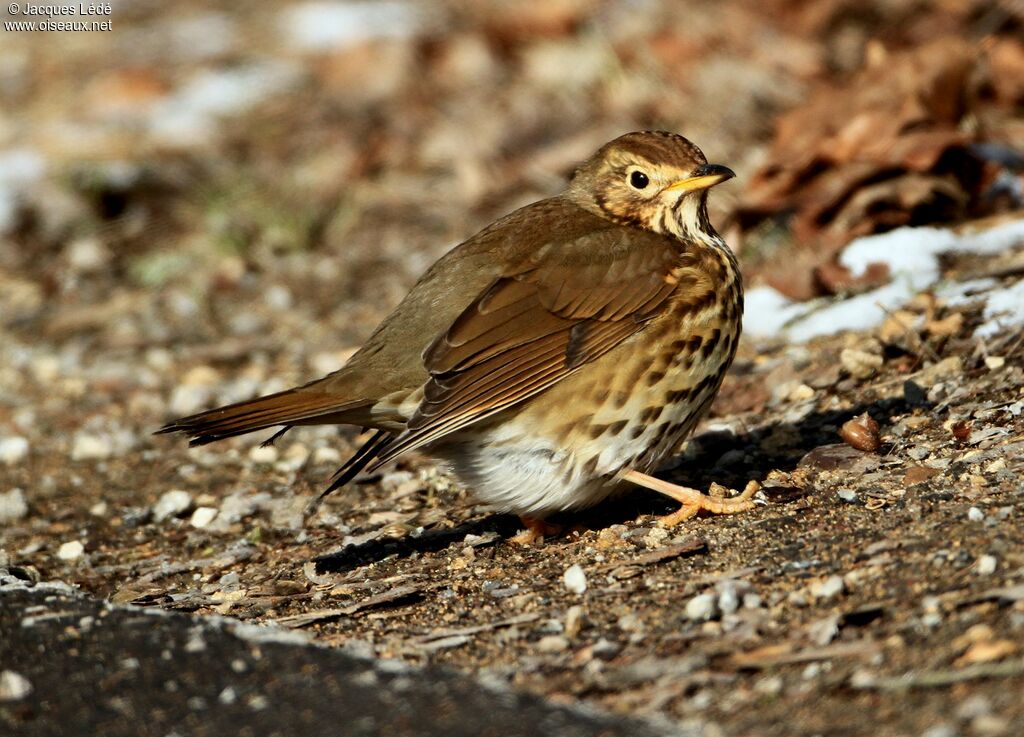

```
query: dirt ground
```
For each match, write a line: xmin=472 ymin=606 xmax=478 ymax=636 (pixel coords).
xmin=2 ymin=2 xmax=1024 ymax=736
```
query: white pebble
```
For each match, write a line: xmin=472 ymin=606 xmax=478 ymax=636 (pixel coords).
xmin=0 ymin=488 xmax=28 ymax=523
xmin=810 ymin=575 xmax=845 ymax=601
xmin=0 ymin=670 xmax=33 ymax=700
xmin=248 ymin=445 xmax=278 ymax=465
xmin=967 ymin=507 xmax=985 ymax=522
xmin=535 ymin=635 xmax=569 ymax=653
xmin=169 ymin=385 xmax=212 ymax=416
xmin=0 ymin=436 xmax=29 ymax=465
xmin=685 ymin=592 xmax=718 ymax=622
xmin=71 ymin=434 xmax=112 ymax=461
xmin=976 ymin=555 xmax=997 ymax=576
xmin=717 ymin=582 xmax=740 ymax=615
xmin=753 ymin=674 xmax=783 ymax=696
xmin=562 ymin=564 xmax=587 ymax=595
xmin=840 ymin=348 xmax=883 ymax=379
xmin=312 ymin=446 xmax=342 ymax=465
xmin=190 ymin=506 xmax=219 ymax=529
xmin=57 ymin=540 xmax=85 ymax=560
xmin=153 ymin=489 xmax=193 ymax=522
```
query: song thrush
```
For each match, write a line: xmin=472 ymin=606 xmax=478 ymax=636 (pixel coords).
xmin=160 ymin=131 xmax=759 ymax=543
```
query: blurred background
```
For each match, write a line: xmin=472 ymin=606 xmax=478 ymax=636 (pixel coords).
xmin=2 ymin=5 xmax=1024 ymax=733
xmin=1 ymin=0 xmax=1023 ymax=489
xmin=0 ymin=0 xmax=1022 ymax=488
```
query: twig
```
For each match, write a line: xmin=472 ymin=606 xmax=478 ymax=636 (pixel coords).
xmin=851 ymin=659 xmax=1024 ymax=691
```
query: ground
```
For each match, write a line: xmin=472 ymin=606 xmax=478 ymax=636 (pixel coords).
xmin=2 ymin=2 xmax=1024 ymax=736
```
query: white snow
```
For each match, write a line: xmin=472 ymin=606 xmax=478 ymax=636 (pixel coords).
xmin=0 ymin=149 xmax=47 ymax=233
xmin=744 ymin=220 xmax=1024 ymax=342
xmin=149 ymin=63 xmax=302 ymax=146
xmin=283 ymin=1 xmax=423 ymax=52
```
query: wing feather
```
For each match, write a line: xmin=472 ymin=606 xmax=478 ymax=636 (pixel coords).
xmin=367 ymin=227 xmax=685 ymax=469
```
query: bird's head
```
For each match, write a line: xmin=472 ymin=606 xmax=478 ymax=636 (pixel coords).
xmin=568 ymin=131 xmax=734 ymax=243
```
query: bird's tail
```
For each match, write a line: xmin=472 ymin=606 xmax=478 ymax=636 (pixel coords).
xmin=157 ymin=388 xmax=369 ymax=447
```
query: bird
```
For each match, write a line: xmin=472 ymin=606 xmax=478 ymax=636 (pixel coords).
xmin=159 ymin=131 xmax=759 ymax=544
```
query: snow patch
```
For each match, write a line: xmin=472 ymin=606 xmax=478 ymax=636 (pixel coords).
xmin=744 ymin=220 xmax=1024 ymax=342
xmin=0 ymin=149 xmax=47 ymax=233
xmin=284 ymin=1 xmax=423 ymax=52
xmin=150 ymin=63 xmax=302 ymax=146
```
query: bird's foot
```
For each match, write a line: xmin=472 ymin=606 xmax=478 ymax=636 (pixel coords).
xmin=620 ymin=469 xmax=759 ymax=528
xmin=509 ymin=516 xmax=563 ymax=545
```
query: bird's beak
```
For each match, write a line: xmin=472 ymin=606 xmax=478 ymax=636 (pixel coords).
xmin=663 ymin=164 xmax=736 ymax=193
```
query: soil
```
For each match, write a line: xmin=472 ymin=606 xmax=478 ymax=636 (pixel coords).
xmin=2 ymin=2 xmax=1024 ymax=736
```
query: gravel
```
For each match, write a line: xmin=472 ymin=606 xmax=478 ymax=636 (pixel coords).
xmin=0 ymin=436 xmax=29 ymax=465
xmin=153 ymin=490 xmax=194 ymax=522
xmin=563 ymin=564 xmax=587 ymax=595
xmin=56 ymin=541 xmax=85 ymax=561
xmin=0 ymin=488 xmax=28 ymax=523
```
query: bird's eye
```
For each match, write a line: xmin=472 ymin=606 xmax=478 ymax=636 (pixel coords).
xmin=629 ymin=171 xmax=649 ymax=189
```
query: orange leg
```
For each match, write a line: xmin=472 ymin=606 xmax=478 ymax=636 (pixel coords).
xmin=620 ymin=469 xmax=759 ymax=527
xmin=509 ymin=516 xmax=564 ymax=545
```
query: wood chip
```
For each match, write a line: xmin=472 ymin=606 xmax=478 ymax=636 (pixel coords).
xmin=412 ymin=612 xmax=541 ymax=644
xmin=274 ymin=583 xmax=425 ymax=627
xmin=594 ymin=538 xmax=707 ymax=571
xmin=729 ymin=640 xmax=881 ymax=670
xmin=851 ymin=659 xmax=1024 ymax=691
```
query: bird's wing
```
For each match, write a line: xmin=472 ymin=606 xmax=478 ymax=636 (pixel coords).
xmin=367 ymin=227 xmax=701 ymax=468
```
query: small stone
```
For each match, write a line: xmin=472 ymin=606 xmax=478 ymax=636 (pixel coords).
xmin=753 ymin=675 xmax=783 ymax=696
xmin=644 ymin=526 xmax=669 ymax=547
xmin=153 ymin=490 xmax=193 ymax=522
xmin=0 ymin=436 xmax=29 ymax=465
xmin=218 ymin=686 xmax=237 ymax=705
xmin=190 ymin=506 xmax=219 ymax=529
xmin=57 ymin=540 xmax=85 ymax=560
xmin=836 ymin=489 xmax=858 ymax=503
xmin=0 ymin=488 xmax=28 ymax=523
xmin=248 ymin=445 xmax=278 ymax=465
xmin=984 ymin=356 xmax=1005 ymax=371
xmin=717 ymin=582 xmax=740 ymax=615
xmin=563 ymin=564 xmax=587 ymax=595
xmin=89 ymin=501 xmax=109 ymax=517
xmin=742 ymin=593 xmax=762 ymax=609
xmin=312 ymin=446 xmax=342 ymax=465
xmin=810 ymin=575 xmax=845 ymax=601
xmin=591 ymin=638 xmax=620 ymax=659
xmin=685 ymin=592 xmax=719 ymax=622
xmin=535 ymin=635 xmax=570 ymax=653
xmin=0 ymin=670 xmax=33 ymax=700
xmin=840 ymin=348 xmax=883 ymax=379
xmin=967 ymin=507 xmax=985 ymax=522
xmin=564 ymin=605 xmax=585 ymax=639
xmin=71 ymin=434 xmax=112 ymax=461
xmin=808 ymin=615 xmax=840 ymax=646
xmin=169 ymin=385 xmax=212 ymax=416
xmin=919 ymin=724 xmax=956 ymax=737
xmin=971 ymin=714 xmax=1010 ymax=737
xmin=976 ymin=555 xmax=997 ymax=575
xmin=956 ymin=694 xmax=992 ymax=721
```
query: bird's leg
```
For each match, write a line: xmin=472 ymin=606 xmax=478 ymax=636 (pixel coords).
xmin=620 ymin=469 xmax=759 ymax=528
xmin=509 ymin=516 xmax=563 ymax=545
